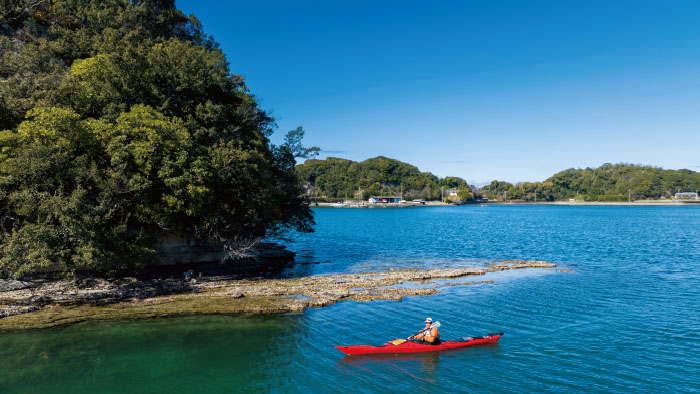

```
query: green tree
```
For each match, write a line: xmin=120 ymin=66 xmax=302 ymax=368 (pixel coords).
xmin=296 ymin=156 xmax=466 ymax=202
xmin=0 ymin=0 xmax=317 ymax=277
xmin=457 ymin=189 xmax=473 ymax=202
xmin=479 ymin=163 xmax=700 ymax=202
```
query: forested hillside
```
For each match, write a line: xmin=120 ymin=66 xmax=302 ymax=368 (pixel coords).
xmin=296 ymin=156 xmax=472 ymax=201
xmin=482 ymin=164 xmax=700 ymax=201
xmin=0 ymin=0 xmax=315 ymax=277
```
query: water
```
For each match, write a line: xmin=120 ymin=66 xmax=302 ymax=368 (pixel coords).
xmin=2 ymin=206 xmax=699 ymax=393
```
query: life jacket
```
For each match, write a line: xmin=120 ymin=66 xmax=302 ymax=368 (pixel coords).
xmin=422 ymin=327 xmax=440 ymax=342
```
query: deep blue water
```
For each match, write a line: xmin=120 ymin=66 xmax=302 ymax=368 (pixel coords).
xmin=2 ymin=206 xmax=699 ymax=393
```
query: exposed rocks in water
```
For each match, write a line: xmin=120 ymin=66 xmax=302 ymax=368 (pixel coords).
xmin=440 ymin=280 xmax=495 ymax=287
xmin=0 ymin=280 xmax=32 ymax=292
xmin=1 ymin=305 xmax=38 ymax=318
xmin=489 ymin=260 xmax=556 ymax=270
xmin=0 ymin=260 xmax=556 ymax=330
xmin=0 ymin=277 xmax=195 ymax=304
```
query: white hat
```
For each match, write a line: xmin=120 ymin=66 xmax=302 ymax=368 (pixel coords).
xmin=425 ymin=317 xmax=433 ymax=323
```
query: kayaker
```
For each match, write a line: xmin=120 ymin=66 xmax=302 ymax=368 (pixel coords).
xmin=408 ymin=317 xmax=440 ymax=344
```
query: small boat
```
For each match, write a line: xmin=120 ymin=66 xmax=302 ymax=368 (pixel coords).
xmin=335 ymin=333 xmax=503 ymax=355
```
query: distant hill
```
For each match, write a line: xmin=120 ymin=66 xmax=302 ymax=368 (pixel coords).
xmin=482 ymin=163 xmax=700 ymax=201
xmin=299 ymin=160 xmax=700 ymax=203
xmin=296 ymin=156 xmax=473 ymax=201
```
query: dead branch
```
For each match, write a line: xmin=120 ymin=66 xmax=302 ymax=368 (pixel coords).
xmin=221 ymin=235 xmax=261 ymax=262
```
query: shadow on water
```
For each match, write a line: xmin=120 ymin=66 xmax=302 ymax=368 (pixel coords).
xmin=142 ymin=249 xmax=324 ymax=280
xmin=335 ymin=344 xmax=501 ymax=384
xmin=279 ymin=249 xmax=329 ymax=278
xmin=337 ymin=352 xmax=442 ymax=383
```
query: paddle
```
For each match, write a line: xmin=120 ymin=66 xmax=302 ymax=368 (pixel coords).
xmin=406 ymin=321 xmax=441 ymax=340
xmin=386 ymin=321 xmax=442 ymax=346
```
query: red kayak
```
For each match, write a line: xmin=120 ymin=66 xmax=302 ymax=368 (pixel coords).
xmin=336 ymin=333 xmax=503 ymax=355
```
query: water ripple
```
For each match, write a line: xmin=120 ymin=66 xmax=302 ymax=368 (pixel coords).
xmin=3 ymin=206 xmax=700 ymax=393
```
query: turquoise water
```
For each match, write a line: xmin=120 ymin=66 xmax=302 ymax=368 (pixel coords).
xmin=2 ymin=206 xmax=700 ymax=393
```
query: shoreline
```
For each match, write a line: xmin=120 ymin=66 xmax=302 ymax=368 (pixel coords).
xmin=0 ymin=260 xmax=557 ymax=331
xmin=474 ymin=200 xmax=700 ymax=206
xmin=316 ymin=200 xmax=700 ymax=207
xmin=314 ymin=201 xmax=452 ymax=207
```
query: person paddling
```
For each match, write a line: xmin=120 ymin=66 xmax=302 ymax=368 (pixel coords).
xmin=408 ymin=317 xmax=440 ymax=344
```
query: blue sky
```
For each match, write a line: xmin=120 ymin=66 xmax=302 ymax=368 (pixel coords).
xmin=177 ymin=0 xmax=700 ymax=183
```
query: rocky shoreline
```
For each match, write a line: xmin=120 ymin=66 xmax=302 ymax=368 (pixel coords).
xmin=0 ymin=260 xmax=557 ymax=330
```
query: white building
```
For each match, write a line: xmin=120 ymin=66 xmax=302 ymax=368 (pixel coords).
xmin=675 ymin=192 xmax=698 ymax=200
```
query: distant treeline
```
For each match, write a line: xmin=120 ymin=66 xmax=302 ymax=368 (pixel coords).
xmin=296 ymin=157 xmax=473 ymax=201
xmin=299 ymin=159 xmax=700 ymax=203
xmin=482 ymin=163 xmax=700 ymax=201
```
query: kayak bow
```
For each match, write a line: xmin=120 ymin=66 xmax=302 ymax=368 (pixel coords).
xmin=335 ymin=332 xmax=503 ymax=355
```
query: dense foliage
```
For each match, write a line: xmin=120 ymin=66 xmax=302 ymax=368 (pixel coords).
xmin=296 ymin=156 xmax=473 ymax=201
xmin=0 ymin=0 xmax=315 ymax=277
xmin=481 ymin=164 xmax=700 ymax=201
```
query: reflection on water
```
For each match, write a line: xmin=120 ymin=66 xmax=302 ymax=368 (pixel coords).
xmin=337 ymin=344 xmax=501 ymax=385
xmin=338 ymin=353 xmax=442 ymax=383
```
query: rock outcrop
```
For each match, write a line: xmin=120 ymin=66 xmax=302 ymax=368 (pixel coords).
xmin=0 ymin=260 xmax=557 ymax=330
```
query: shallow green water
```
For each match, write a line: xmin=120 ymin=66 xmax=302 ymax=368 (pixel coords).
xmin=2 ymin=206 xmax=699 ymax=393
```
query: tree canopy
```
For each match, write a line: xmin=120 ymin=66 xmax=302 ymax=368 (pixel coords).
xmin=296 ymin=156 xmax=473 ymax=201
xmin=0 ymin=0 xmax=315 ymax=277
xmin=481 ymin=164 xmax=700 ymax=201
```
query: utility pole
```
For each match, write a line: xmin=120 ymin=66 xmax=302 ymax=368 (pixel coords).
xmin=441 ymin=186 xmax=444 ymax=202
xmin=628 ymin=188 xmax=631 ymax=203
